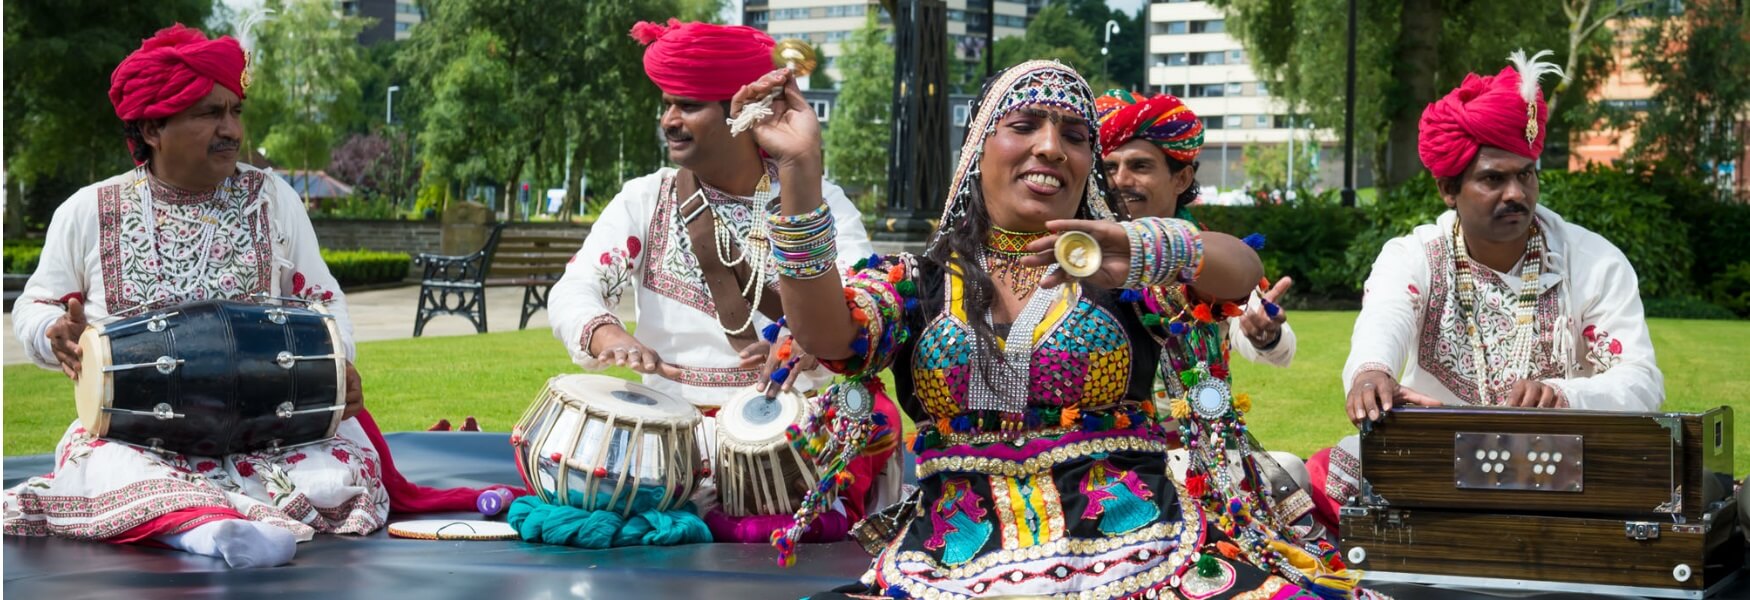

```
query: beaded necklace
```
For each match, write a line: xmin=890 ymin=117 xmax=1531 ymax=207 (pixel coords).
xmin=980 ymin=226 xmax=1049 ymax=300
xmin=1450 ymin=219 xmax=1545 ymax=404
xmin=134 ymin=166 xmax=238 ymax=301
xmin=679 ymin=171 xmax=778 ymax=335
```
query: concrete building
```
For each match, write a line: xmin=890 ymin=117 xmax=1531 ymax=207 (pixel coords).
xmin=1145 ymin=0 xmax=1348 ymax=196
xmin=341 ymin=0 xmax=423 ymax=45
xmin=743 ymin=0 xmax=1032 ymax=88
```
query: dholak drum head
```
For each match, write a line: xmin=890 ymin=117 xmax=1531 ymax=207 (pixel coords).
xmin=553 ymin=374 xmax=696 ymax=426
xmin=74 ymin=327 xmax=115 ymax=438
xmin=387 ymin=520 xmax=519 ymax=541
xmin=717 ymin=388 xmax=806 ymax=449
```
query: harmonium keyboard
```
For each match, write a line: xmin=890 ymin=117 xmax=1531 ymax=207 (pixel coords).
xmin=1339 ymin=406 xmax=1742 ymax=598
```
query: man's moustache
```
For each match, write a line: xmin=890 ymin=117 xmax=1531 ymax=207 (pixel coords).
xmin=1494 ymin=203 xmax=1530 ymax=217
xmin=209 ymin=141 xmax=239 ymax=153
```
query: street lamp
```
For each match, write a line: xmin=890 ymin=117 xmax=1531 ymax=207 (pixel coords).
xmin=386 ymin=85 xmax=401 ymax=125
xmin=1101 ymin=19 xmax=1120 ymax=78
xmin=1221 ymin=69 xmax=1232 ymax=194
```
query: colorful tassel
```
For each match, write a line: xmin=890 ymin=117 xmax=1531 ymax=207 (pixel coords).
xmin=762 ymin=322 xmax=782 ymax=343
xmin=1242 ymin=233 xmax=1266 ymax=250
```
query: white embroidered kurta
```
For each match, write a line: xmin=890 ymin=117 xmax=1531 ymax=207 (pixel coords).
xmin=549 ymin=166 xmax=874 ymax=406
xmin=5 ymin=164 xmax=387 ymax=542
xmin=1342 ymin=205 xmax=1663 ymax=410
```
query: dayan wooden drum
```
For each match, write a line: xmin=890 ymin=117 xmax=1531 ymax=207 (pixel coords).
xmin=512 ymin=374 xmax=701 ymax=516
xmin=714 ymin=387 xmax=822 ymax=516
xmin=75 ymin=299 xmax=347 ymax=456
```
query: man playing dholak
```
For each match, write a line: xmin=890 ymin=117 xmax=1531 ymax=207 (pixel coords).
xmin=1303 ymin=50 xmax=1665 ymax=532
xmin=5 ymin=25 xmax=385 ymax=567
xmin=1096 ymin=89 xmax=1331 ymax=544
xmin=547 ymin=19 xmax=892 ymax=541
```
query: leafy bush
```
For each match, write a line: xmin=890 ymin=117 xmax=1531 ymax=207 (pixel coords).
xmin=320 ymin=249 xmax=411 ymax=287
xmin=1538 ymin=166 xmax=1693 ymax=299
xmin=4 ymin=240 xmax=44 ymax=274
xmin=1194 ymin=192 xmax=1366 ymax=302
xmin=1643 ymin=296 xmax=1739 ymax=320
xmin=312 ymin=194 xmax=406 ymax=220
xmin=1709 ymin=261 xmax=1750 ymax=318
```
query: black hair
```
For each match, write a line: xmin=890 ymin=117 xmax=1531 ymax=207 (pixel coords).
xmin=122 ymin=120 xmax=157 ymax=164
xmin=1164 ymin=155 xmax=1201 ymax=215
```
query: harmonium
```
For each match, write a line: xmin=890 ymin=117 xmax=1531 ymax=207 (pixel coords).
xmin=1339 ymin=406 xmax=1743 ymax=598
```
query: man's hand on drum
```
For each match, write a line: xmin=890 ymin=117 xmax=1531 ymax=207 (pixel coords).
xmin=45 ymin=297 xmax=88 ymax=380
xmin=755 ymin=335 xmax=817 ymax=396
xmin=344 ymin=362 xmax=364 ymax=420
xmin=1346 ymin=369 xmax=1440 ymax=426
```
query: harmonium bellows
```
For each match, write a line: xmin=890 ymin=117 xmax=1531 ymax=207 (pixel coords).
xmin=1340 ymin=406 xmax=1742 ymax=599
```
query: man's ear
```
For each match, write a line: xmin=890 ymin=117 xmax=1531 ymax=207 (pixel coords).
xmin=1437 ymin=177 xmax=1459 ymax=209
xmin=139 ymin=119 xmax=164 ymax=154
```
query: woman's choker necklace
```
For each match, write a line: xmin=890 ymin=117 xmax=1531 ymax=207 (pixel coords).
xmin=984 ymin=226 xmax=1047 ymax=256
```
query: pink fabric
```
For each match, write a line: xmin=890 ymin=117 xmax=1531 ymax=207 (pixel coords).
xmin=631 ymin=19 xmax=774 ymax=102
xmin=1302 ymin=447 xmax=1342 ymax=537
xmin=109 ymin=24 xmax=246 ymax=122
xmin=704 ymin=508 xmax=850 ymax=544
xmin=113 ymin=506 xmax=245 ymax=545
xmin=354 ymin=410 xmax=527 ymax=514
xmin=1418 ymin=66 xmax=1548 ymax=178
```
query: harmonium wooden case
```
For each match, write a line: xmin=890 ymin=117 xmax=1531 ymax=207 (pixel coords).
xmin=1339 ymin=406 xmax=1742 ymax=598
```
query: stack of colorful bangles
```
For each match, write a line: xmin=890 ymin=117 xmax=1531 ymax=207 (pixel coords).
xmin=767 ymin=202 xmax=837 ymax=279
xmin=1120 ymin=217 xmax=1204 ymax=289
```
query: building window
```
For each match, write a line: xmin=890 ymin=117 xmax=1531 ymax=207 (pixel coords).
xmin=809 ymin=99 xmax=831 ymax=122
xmin=1204 ymin=117 xmax=1225 ymax=130
xmin=1190 ymin=19 xmax=1225 ymax=34
xmin=395 ymin=22 xmax=411 ymax=32
xmin=1228 ymin=49 xmax=1246 ymax=64
xmin=1256 ymin=115 xmax=1271 ymax=127
xmin=996 ymin=15 xmax=1027 ymax=28
xmin=1225 ymin=115 xmax=1242 ymax=128
xmin=954 ymin=104 xmax=970 ymax=127
xmin=1152 ymin=53 xmax=1188 ymax=67
xmin=1188 ymin=51 xmax=1226 ymax=66
xmin=1191 ymin=83 xmax=1225 ymax=97
xmin=826 ymin=4 xmax=866 ymax=18
xmin=1226 ymin=82 xmax=1243 ymax=96
xmin=1158 ymin=84 xmax=1188 ymax=97
xmin=749 ymin=11 xmax=769 ymax=25
xmin=947 ymin=9 xmax=965 ymax=20
xmin=1165 ymin=21 xmax=1188 ymax=34
xmin=826 ymin=31 xmax=849 ymax=42
xmin=1256 ymin=81 xmax=1268 ymax=95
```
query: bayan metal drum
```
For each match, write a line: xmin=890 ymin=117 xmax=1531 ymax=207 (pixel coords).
xmin=714 ymin=387 xmax=822 ymax=516
xmin=512 ymin=374 xmax=701 ymax=516
xmin=75 ymin=299 xmax=346 ymax=456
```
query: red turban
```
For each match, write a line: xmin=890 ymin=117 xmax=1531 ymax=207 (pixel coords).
xmin=1095 ymin=90 xmax=1205 ymax=163
xmin=631 ymin=19 xmax=774 ymax=102
xmin=109 ymin=24 xmax=247 ymax=122
xmin=1418 ymin=51 xmax=1560 ymax=178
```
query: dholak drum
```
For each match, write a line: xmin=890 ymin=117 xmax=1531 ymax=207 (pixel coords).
xmin=512 ymin=374 xmax=701 ymax=516
xmin=75 ymin=299 xmax=347 ymax=457
xmin=715 ymin=388 xmax=821 ymax=517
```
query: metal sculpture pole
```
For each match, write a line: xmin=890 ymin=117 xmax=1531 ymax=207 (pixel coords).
xmin=881 ymin=0 xmax=950 ymax=240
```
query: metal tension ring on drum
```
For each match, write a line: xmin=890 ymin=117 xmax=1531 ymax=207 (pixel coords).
xmin=103 ymin=402 xmax=186 ymax=420
xmin=277 ymin=401 xmax=344 ymax=419
xmin=251 ymin=292 xmax=334 ymax=307
xmin=101 ymin=311 xmax=182 ymax=336
xmin=104 ymin=355 xmax=185 ymax=375
xmin=276 ymin=351 xmax=342 ymax=369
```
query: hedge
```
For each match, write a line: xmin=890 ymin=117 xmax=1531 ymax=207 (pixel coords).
xmin=5 ymin=241 xmax=43 ymax=275
xmin=1186 ymin=165 xmax=1747 ymax=318
xmin=319 ymin=249 xmax=412 ymax=287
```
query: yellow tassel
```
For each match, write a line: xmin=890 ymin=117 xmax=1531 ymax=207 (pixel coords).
xmin=1169 ymin=398 xmax=1191 ymax=420
xmin=1234 ymin=393 xmax=1252 ymax=414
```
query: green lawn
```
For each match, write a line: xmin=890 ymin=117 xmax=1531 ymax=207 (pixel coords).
xmin=7 ymin=313 xmax=1747 ymax=474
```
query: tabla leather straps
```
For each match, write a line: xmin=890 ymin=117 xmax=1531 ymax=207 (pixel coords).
xmin=676 ymin=168 xmax=784 ymax=351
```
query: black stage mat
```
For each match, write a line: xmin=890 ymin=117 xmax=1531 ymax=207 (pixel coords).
xmin=5 ymin=433 xmax=1746 ymax=599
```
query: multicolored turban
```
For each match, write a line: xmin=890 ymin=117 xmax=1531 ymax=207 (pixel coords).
xmin=1418 ymin=50 xmax=1564 ymax=178
xmin=109 ymin=24 xmax=247 ymax=123
xmin=1095 ymin=90 xmax=1204 ymax=163
xmin=631 ymin=19 xmax=775 ymax=102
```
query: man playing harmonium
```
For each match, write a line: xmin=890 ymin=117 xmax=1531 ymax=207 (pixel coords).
xmin=546 ymin=19 xmax=894 ymax=542
xmin=6 ymin=25 xmax=386 ymax=567
xmin=1302 ymin=50 xmax=1666 ymax=532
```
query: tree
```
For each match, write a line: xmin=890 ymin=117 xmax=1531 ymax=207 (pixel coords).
xmin=1213 ymin=0 xmax=1598 ymax=189
xmin=807 ymin=42 xmax=835 ymax=90
xmin=824 ymin=15 xmax=894 ymax=203
xmin=3 ymin=0 xmax=212 ymax=233
xmin=994 ymin=3 xmax=1103 ymax=88
xmin=1241 ymin=140 xmax=1317 ymax=194
xmin=328 ymin=132 xmax=419 ymax=205
xmin=1628 ymin=0 xmax=1750 ymax=189
xmin=249 ymin=0 xmax=370 ymax=195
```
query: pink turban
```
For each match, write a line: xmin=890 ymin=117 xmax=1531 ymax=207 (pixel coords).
xmin=109 ymin=24 xmax=246 ymax=122
xmin=631 ymin=19 xmax=775 ymax=102
xmin=1418 ymin=63 xmax=1551 ymax=178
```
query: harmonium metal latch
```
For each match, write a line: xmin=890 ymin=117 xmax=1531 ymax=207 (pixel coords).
xmin=1624 ymin=521 xmax=1661 ymax=541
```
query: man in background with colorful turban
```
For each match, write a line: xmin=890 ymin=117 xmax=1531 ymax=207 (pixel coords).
xmin=1303 ymin=51 xmax=1664 ymax=533
xmin=548 ymin=19 xmax=893 ymax=544
xmin=1096 ymin=90 xmax=1296 ymax=367
xmin=7 ymin=24 xmax=387 ymax=568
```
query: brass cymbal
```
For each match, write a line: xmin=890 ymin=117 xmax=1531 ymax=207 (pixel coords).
xmin=1055 ymin=231 xmax=1101 ymax=279
xmin=773 ymin=39 xmax=818 ymax=76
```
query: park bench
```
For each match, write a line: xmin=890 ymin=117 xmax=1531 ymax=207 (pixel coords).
xmin=412 ymin=224 xmax=581 ymax=337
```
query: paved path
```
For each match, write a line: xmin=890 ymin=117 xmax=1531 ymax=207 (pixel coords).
xmin=4 ymin=284 xmax=637 ymax=366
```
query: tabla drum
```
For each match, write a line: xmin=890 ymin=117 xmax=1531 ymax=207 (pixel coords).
xmin=714 ymin=387 xmax=822 ymax=517
xmin=512 ymin=374 xmax=701 ymax=516
xmin=75 ymin=299 xmax=346 ymax=456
